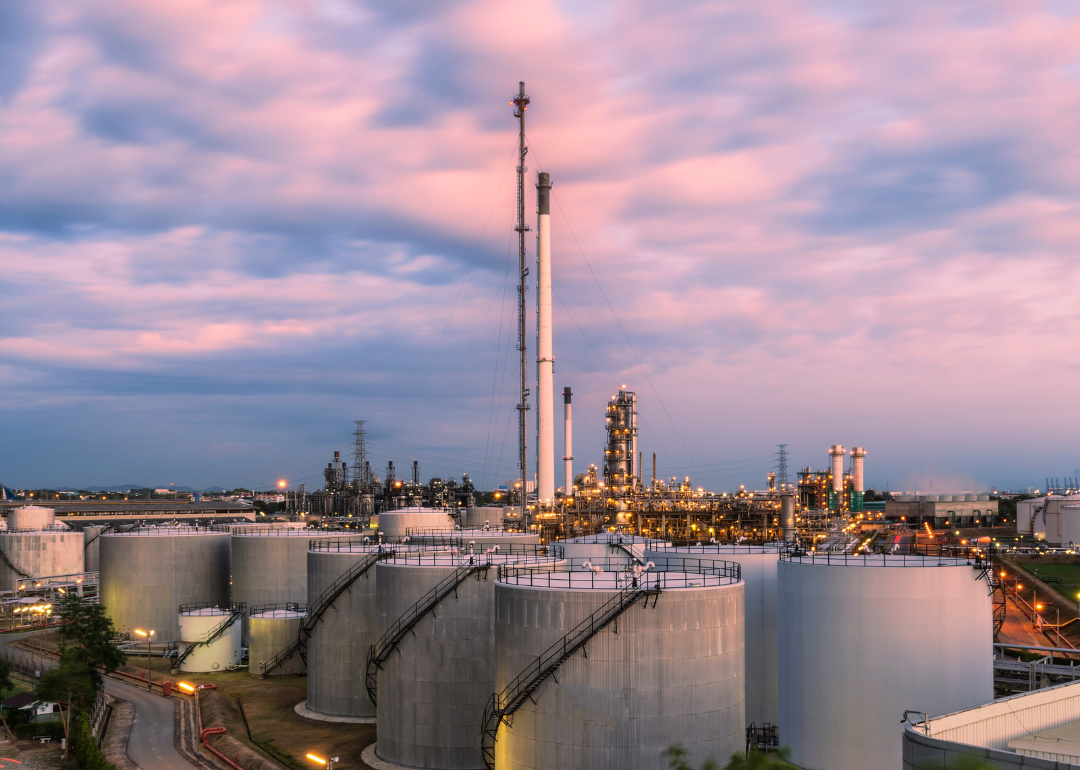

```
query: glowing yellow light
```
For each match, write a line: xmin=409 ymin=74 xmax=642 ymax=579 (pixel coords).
xmin=307 ymin=755 xmax=326 ymax=765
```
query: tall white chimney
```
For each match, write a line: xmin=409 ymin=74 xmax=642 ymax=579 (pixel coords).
xmin=536 ymin=172 xmax=555 ymax=505
xmin=563 ymin=386 xmax=573 ymax=496
xmin=829 ymin=445 xmax=845 ymax=497
xmin=850 ymin=447 xmax=866 ymax=492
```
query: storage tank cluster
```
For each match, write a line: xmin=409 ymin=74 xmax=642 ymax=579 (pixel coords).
xmin=0 ymin=507 xmax=85 ymax=590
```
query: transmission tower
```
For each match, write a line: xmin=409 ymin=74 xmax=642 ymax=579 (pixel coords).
xmin=776 ymin=444 xmax=789 ymax=489
xmin=352 ymin=421 xmax=369 ymax=488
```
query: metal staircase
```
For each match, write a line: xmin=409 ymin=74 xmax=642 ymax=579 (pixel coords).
xmin=0 ymin=547 xmax=32 ymax=580
xmin=365 ymin=561 xmax=489 ymax=706
xmin=260 ymin=548 xmax=390 ymax=676
xmin=479 ymin=580 xmax=662 ymax=770
xmin=173 ymin=603 xmax=246 ymax=670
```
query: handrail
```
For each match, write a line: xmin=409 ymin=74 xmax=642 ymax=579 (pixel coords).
xmin=260 ymin=547 xmax=391 ymax=676
xmin=174 ymin=605 xmax=245 ymax=669
xmin=365 ymin=560 xmax=488 ymax=705
xmin=480 ymin=580 xmax=662 ymax=769
xmin=249 ymin=602 xmax=306 ymax=616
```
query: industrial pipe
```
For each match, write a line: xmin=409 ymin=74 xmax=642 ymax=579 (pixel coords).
xmin=536 ymin=172 xmax=555 ymax=506
xmin=562 ymin=387 xmax=573 ymax=497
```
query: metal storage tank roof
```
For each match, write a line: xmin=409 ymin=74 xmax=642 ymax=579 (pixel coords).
xmin=7 ymin=506 xmax=56 ymax=531
xmin=778 ymin=550 xmax=993 ymax=770
xmin=405 ymin=528 xmax=540 ymax=549
xmin=646 ymin=543 xmax=781 ymax=727
xmin=99 ymin=530 xmax=230 ymax=642
xmin=0 ymin=530 xmax=85 ymax=591
xmin=555 ymin=532 xmax=668 ymax=570
xmin=249 ymin=603 xmax=306 ymax=677
xmin=373 ymin=549 xmax=564 ymax=769
xmin=490 ymin=561 xmax=745 ymax=770
xmin=378 ymin=508 xmax=456 ymax=540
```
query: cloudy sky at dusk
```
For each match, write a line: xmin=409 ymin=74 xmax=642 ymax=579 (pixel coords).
xmin=2 ymin=0 xmax=1079 ymax=493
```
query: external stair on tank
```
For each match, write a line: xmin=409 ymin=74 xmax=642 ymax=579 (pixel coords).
xmin=364 ymin=559 xmax=490 ymax=706
xmin=172 ymin=602 xmax=246 ymax=670
xmin=479 ymin=578 xmax=663 ymax=770
xmin=260 ymin=546 xmax=394 ymax=677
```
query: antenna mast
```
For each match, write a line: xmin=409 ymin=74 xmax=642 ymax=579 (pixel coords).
xmin=512 ymin=82 xmax=531 ymax=527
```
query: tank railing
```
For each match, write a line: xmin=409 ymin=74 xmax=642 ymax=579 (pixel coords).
xmin=365 ymin=560 xmax=490 ymax=706
xmin=404 ymin=525 xmax=511 ymax=536
xmin=480 ymin=580 xmax=663 ymax=770
xmin=261 ymin=546 xmax=393 ymax=677
xmin=173 ymin=604 xmax=246 ymax=669
xmin=555 ymin=533 xmax=667 ymax=546
xmin=249 ymin=602 xmax=307 ymax=616
xmin=232 ymin=527 xmax=333 ymax=537
xmin=497 ymin=557 xmax=740 ymax=589
xmin=378 ymin=550 xmax=559 ymax=566
xmin=308 ymin=537 xmax=383 ymax=552
xmin=102 ymin=528 xmax=221 ymax=536
xmin=4 ymin=525 xmax=77 ymax=533
xmin=646 ymin=542 xmax=788 ymax=555
xmin=179 ymin=601 xmax=246 ymax=615
xmin=779 ymin=545 xmax=991 ymax=567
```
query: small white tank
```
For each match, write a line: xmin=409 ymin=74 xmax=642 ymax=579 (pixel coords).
xmin=177 ymin=606 xmax=242 ymax=673
xmin=7 ymin=506 xmax=55 ymax=531
xmin=248 ymin=605 xmax=306 ymax=677
xmin=377 ymin=508 xmax=455 ymax=540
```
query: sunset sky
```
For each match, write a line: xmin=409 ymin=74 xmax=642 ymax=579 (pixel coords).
xmin=2 ymin=0 xmax=1078 ymax=492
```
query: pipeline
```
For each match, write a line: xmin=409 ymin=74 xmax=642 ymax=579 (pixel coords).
xmin=195 ymin=684 xmax=243 ymax=770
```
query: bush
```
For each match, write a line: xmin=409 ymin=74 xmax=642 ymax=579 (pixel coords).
xmin=71 ymin=713 xmax=118 ymax=770
xmin=12 ymin=721 xmax=65 ymax=740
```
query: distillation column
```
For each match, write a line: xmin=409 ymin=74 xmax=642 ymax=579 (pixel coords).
xmin=851 ymin=447 xmax=866 ymax=512
xmin=536 ymin=172 xmax=555 ymax=507
xmin=829 ymin=445 xmax=845 ymax=513
xmin=780 ymin=488 xmax=797 ymax=542
xmin=563 ymin=387 xmax=573 ymax=497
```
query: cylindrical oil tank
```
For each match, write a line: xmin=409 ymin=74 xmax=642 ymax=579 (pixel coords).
xmin=306 ymin=541 xmax=411 ymax=718
xmin=407 ymin=529 xmax=540 ymax=551
xmin=82 ymin=525 xmax=107 ymax=573
xmin=177 ymin=606 xmax=242 ymax=673
xmin=777 ymin=552 xmax=993 ymax=770
xmin=375 ymin=551 xmax=565 ymax=769
xmin=230 ymin=529 xmax=343 ymax=639
xmin=646 ymin=544 xmax=780 ymax=728
xmin=100 ymin=531 xmax=230 ymax=642
xmin=0 ymin=530 xmax=85 ymax=590
xmin=7 ymin=506 xmax=55 ymax=531
xmin=248 ymin=604 xmax=306 ymax=677
xmin=464 ymin=507 xmax=503 ymax=528
xmin=556 ymin=533 xmax=666 ymax=570
xmin=378 ymin=507 xmax=456 ymax=540
xmin=493 ymin=566 xmax=745 ymax=770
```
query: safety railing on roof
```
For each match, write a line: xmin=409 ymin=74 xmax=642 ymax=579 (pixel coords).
xmin=779 ymin=545 xmax=990 ymax=567
xmin=249 ymin=602 xmax=306 ymax=616
xmin=497 ymin=556 xmax=740 ymax=589
xmin=308 ymin=537 xmax=383 ymax=552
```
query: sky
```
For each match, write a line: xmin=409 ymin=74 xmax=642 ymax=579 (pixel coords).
xmin=1 ymin=0 xmax=1079 ymax=493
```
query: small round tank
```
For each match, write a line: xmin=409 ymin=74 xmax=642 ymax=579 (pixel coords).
xmin=555 ymin=533 xmax=667 ymax=570
xmin=646 ymin=544 xmax=780 ymax=727
xmin=375 ymin=550 xmax=565 ymax=769
xmin=7 ymin=506 xmax=55 ymax=531
xmin=99 ymin=530 xmax=230 ymax=642
xmin=378 ymin=508 xmax=455 ymax=540
xmin=82 ymin=525 xmax=107 ymax=573
xmin=493 ymin=565 xmax=745 ymax=770
xmin=248 ymin=604 xmax=306 ymax=677
xmin=0 ymin=530 xmax=84 ymax=590
xmin=177 ymin=605 xmax=242 ymax=673
xmin=778 ymin=552 xmax=993 ymax=770
xmin=464 ymin=507 xmax=503 ymax=528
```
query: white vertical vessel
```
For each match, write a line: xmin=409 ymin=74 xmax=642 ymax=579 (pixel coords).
xmin=562 ymin=386 xmax=573 ymax=496
xmin=536 ymin=172 xmax=555 ymax=506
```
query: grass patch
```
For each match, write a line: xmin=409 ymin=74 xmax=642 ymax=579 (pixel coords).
xmin=1018 ymin=562 xmax=1080 ymax=585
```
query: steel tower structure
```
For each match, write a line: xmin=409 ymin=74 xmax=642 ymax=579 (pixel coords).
xmin=512 ymin=82 xmax=531 ymax=525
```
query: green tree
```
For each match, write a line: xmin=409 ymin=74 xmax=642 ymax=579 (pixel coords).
xmin=0 ymin=659 xmax=16 ymax=745
xmin=667 ymin=745 xmax=797 ymax=770
xmin=53 ymin=594 xmax=125 ymax=693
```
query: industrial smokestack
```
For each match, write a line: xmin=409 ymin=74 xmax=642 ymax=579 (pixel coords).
xmin=563 ymin=386 xmax=573 ymax=496
xmin=536 ymin=172 xmax=555 ymax=506
xmin=829 ymin=445 xmax=845 ymax=512
xmin=850 ymin=447 xmax=866 ymax=492
xmin=780 ymin=489 xmax=797 ymax=543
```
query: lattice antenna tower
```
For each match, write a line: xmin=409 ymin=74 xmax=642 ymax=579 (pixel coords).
xmin=353 ymin=421 xmax=369 ymax=488
xmin=776 ymin=444 xmax=789 ymax=489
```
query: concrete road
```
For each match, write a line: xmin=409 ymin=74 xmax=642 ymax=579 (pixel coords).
xmin=0 ymin=629 xmax=198 ymax=770
xmin=104 ymin=678 xmax=199 ymax=770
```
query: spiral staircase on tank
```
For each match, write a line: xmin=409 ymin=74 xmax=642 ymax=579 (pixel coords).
xmin=479 ymin=580 xmax=663 ymax=770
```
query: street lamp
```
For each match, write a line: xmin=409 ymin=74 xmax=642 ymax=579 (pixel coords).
xmin=134 ymin=629 xmax=154 ymax=690
xmin=306 ymin=754 xmax=338 ymax=770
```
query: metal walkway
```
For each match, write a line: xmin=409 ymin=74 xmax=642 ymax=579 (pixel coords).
xmin=479 ymin=581 xmax=662 ymax=770
xmin=365 ymin=561 xmax=489 ymax=706
xmin=261 ymin=548 xmax=392 ymax=676
xmin=173 ymin=603 xmax=245 ymax=669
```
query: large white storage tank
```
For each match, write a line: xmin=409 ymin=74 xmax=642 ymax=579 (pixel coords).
xmin=555 ymin=533 xmax=667 ymax=570
xmin=0 ymin=528 xmax=85 ymax=590
xmin=778 ymin=552 xmax=993 ymax=770
xmin=177 ymin=605 xmax=242 ymax=673
xmin=248 ymin=604 xmax=306 ymax=677
xmin=492 ymin=563 xmax=745 ymax=770
xmin=377 ymin=507 xmax=455 ymax=540
xmin=646 ymin=544 xmax=780 ymax=728
xmin=374 ymin=550 xmax=565 ymax=769
xmin=99 ymin=530 xmax=230 ymax=642
xmin=7 ymin=506 xmax=56 ymax=531
xmin=464 ymin=506 xmax=503 ymax=528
